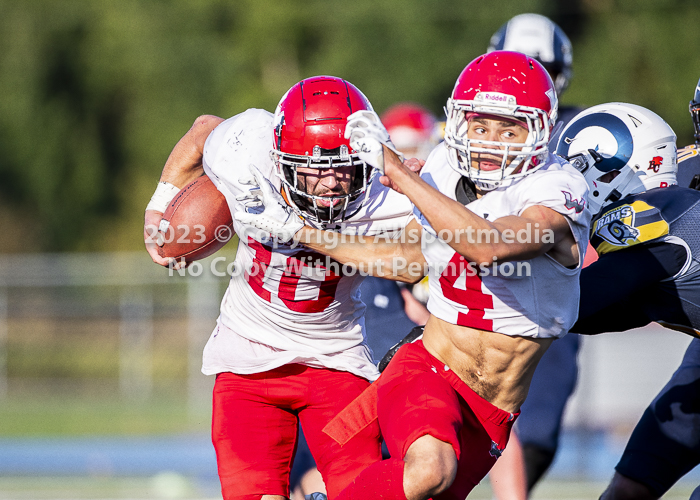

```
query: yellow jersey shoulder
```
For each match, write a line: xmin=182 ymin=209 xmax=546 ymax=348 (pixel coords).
xmin=591 ymin=199 xmax=669 ymax=255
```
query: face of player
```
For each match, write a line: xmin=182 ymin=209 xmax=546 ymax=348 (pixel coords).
xmin=296 ymin=165 xmax=356 ymax=208
xmin=466 ymin=116 xmax=529 ymax=172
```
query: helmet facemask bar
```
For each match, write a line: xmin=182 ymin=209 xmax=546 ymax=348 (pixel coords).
xmin=691 ymin=78 xmax=700 ymax=144
xmin=444 ymin=99 xmax=551 ymax=191
xmin=690 ymin=99 xmax=700 ymax=144
xmin=566 ymin=150 xmax=643 ymax=214
xmin=271 ymin=146 xmax=371 ymax=227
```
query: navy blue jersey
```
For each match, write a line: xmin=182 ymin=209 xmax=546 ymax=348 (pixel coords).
xmin=573 ymin=185 xmax=700 ymax=496
xmin=574 ymin=185 xmax=700 ymax=336
xmin=360 ymin=277 xmax=418 ymax=364
xmin=615 ymin=337 xmax=700 ymax=497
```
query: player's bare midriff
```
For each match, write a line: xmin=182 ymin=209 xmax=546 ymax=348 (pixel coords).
xmin=422 ymin=314 xmax=554 ymax=414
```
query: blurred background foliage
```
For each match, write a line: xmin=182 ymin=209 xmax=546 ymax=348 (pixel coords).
xmin=0 ymin=0 xmax=698 ymax=252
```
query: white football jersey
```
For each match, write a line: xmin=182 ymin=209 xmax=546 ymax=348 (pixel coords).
xmin=417 ymin=144 xmax=591 ymax=338
xmin=200 ymin=109 xmax=414 ymax=381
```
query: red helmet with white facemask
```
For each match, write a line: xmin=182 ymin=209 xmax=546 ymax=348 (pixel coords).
xmin=444 ymin=51 xmax=558 ymax=191
xmin=271 ymin=76 xmax=374 ymax=226
xmin=381 ymin=103 xmax=438 ymax=160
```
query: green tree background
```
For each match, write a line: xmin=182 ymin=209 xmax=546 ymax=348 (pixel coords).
xmin=0 ymin=0 xmax=698 ymax=252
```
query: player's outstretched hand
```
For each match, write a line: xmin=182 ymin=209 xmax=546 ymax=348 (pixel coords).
xmin=234 ymin=165 xmax=305 ymax=244
xmin=144 ymin=209 xmax=181 ymax=268
xmin=345 ymin=110 xmax=404 ymax=173
xmin=378 ymin=157 xmax=426 ymax=194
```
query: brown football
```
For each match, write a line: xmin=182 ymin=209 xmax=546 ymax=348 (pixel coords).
xmin=157 ymin=175 xmax=233 ymax=264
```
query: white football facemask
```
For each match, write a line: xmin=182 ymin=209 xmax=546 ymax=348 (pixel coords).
xmin=444 ymin=95 xmax=555 ymax=191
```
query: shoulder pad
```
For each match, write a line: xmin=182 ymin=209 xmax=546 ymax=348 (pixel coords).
xmin=679 ymin=144 xmax=699 ymax=163
xmin=591 ymin=198 xmax=668 ymax=255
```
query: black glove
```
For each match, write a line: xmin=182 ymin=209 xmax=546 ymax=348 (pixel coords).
xmin=689 ymin=174 xmax=700 ymax=191
xmin=378 ymin=326 xmax=425 ymax=373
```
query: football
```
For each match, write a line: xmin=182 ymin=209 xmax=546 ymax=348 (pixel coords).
xmin=157 ymin=175 xmax=233 ymax=264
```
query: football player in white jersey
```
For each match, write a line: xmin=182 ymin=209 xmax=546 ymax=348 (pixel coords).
xmin=487 ymin=13 xmax=590 ymax=494
xmin=143 ymin=76 xmax=417 ymax=500
xmin=236 ymin=51 xmax=591 ymax=500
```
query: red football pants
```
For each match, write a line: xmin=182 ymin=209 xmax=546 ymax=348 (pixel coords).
xmin=212 ymin=364 xmax=382 ymax=500
xmin=377 ymin=340 xmax=517 ymax=499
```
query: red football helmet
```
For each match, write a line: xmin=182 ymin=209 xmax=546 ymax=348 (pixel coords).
xmin=271 ymin=76 xmax=374 ymax=226
xmin=444 ymin=51 xmax=558 ymax=190
xmin=381 ymin=103 xmax=439 ymax=160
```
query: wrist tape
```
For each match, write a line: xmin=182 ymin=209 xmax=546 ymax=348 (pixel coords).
xmin=146 ymin=182 xmax=180 ymax=213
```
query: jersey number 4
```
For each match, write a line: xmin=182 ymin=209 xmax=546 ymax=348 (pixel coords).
xmin=246 ymin=239 xmax=341 ymax=313
xmin=439 ymin=252 xmax=494 ymax=331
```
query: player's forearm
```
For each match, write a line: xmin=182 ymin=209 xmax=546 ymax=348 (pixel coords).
xmin=159 ymin=115 xmax=224 ymax=188
xmin=384 ymin=162 xmax=515 ymax=264
xmin=385 ymin=162 xmax=561 ymax=265
xmin=298 ymin=227 xmax=398 ymax=272
xmin=295 ymin=226 xmax=425 ymax=282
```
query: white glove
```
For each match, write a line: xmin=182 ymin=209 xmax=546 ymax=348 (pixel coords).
xmin=234 ymin=165 xmax=305 ymax=244
xmin=345 ymin=110 xmax=404 ymax=173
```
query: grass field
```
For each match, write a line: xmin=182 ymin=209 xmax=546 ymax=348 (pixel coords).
xmin=0 ymin=389 xmax=698 ymax=499
xmin=0 ymin=477 xmax=696 ymax=500
xmin=0 ymin=265 xmax=696 ymax=499
xmin=0 ymin=386 xmax=208 ymax=436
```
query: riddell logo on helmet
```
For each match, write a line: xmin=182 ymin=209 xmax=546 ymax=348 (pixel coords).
xmin=475 ymin=92 xmax=515 ymax=104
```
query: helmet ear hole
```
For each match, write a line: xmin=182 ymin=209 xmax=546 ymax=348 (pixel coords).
xmin=596 ymin=170 xmax=622 ymax=184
